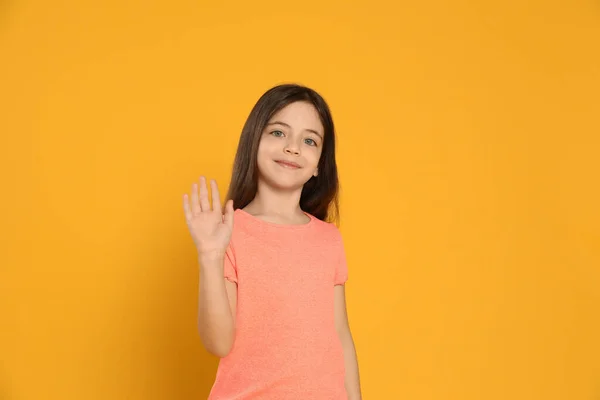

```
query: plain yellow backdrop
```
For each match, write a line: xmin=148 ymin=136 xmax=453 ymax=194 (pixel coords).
xmin=1 ymin=1 xmax=599 ymax=399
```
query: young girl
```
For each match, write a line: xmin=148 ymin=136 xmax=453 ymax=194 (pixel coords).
xmin=182 ymin=84 xmax=362 ymax=399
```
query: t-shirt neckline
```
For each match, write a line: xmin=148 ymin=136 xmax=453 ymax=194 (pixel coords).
xmin=236 ymin=208 xmax=316 ymax=229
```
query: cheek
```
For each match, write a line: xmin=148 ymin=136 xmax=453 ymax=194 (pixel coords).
xmin=256 ymin=139 xmax=279 ymax=169
xmin=256 ymin=137 xmax=270 ymax=158
xmin=257 ymin=135 xmax=277 ymax=154
xmin=308 ymin=147 xmax=323 ymax=166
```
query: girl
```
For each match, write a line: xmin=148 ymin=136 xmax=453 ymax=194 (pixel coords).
xmin=182 ymin=84 xmax=362 ymax=399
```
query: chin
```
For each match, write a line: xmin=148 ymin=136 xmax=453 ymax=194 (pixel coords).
xmin=258 ymin=167 xmax=311 ymax=192
xmin=262 ymin=175 xmax=306 ymax=191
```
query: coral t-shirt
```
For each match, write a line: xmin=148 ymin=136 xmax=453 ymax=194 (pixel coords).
xmin=207 ymin=208 xmax=349 ymax=400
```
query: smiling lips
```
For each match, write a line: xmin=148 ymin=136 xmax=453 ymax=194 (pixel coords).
xmin=274 ymin=160 xmax=301 ymax=169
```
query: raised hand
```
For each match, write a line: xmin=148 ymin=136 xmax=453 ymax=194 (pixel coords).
xmin=183 ymin=176 xmax=234 ymax=259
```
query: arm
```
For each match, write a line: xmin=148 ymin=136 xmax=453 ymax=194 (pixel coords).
xmin=334 ymin=284 xmax=362 ymax=400
xmin=197 ymin=253 xmax=237 ymax=358
xmin=183 ymin=177 xmax=237 ymax=358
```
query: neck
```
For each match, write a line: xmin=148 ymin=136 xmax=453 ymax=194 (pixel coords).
xmin=244 ymin=179 xmax=305 ymax=219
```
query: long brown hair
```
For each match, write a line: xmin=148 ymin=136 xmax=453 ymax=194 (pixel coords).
xmin=225 ymin=83 xmax=340 ymax=224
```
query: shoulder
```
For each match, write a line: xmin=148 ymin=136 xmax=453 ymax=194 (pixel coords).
xmin=309 ymin=215 xmax=344 ymax=243
xmin=311 ymin=216 xmax=339 ymax=231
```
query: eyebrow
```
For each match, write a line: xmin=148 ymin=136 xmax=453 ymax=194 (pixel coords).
xmin=267 ymin=121 xmax=323 ymax=140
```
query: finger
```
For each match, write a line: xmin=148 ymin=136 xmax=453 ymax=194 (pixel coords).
xmin=190 ymin=183 xmax=201 ymax=215
xmin=210 ymin=179 xmax=222 ymax=214
xmin=183 ymin=194 xmax=193 ymax=221
xmin=199 ymin=176 xmax=210 ymax=212
xmin=223 ymin=199 xmax=234 ymax=229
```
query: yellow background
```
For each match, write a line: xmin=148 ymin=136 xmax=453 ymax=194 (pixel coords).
xmin=2 ymin=1 xmax=599 ymax=399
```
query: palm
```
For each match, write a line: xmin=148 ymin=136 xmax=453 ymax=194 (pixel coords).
xmin=183 ymin=177 xmax=234 ymax=256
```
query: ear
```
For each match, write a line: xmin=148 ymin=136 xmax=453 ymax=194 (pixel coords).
xmin=313 ymin=168 xmax=318 ymax=177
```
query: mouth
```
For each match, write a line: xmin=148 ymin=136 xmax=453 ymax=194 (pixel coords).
xmin=274 ymin=160 xmax=302 ymax=169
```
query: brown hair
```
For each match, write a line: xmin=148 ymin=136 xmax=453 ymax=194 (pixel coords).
xmin=225 ymin=83 xmax=340 ymax=224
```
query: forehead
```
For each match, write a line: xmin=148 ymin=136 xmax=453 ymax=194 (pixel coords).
xmin=268 ymin=101 xmax=323 ymax=133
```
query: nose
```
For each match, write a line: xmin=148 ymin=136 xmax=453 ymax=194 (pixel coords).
xmin=284 ymin=141 xmax=300 ymax=156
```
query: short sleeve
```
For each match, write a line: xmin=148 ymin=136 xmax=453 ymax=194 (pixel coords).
xmin=334 ymin=232 xmax=349 ymax=285
xmin=223 ymin=240 xmax=238 ymax=283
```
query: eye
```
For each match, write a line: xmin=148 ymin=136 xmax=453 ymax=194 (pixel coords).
xmin=304 ymin=138 xmax=317 ymax=146
xmin=270 ymin=130 xmax=284 ymax=137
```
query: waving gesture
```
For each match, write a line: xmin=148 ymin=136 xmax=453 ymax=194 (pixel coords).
xmin=183 ymin=176 xmax=234 ymax=258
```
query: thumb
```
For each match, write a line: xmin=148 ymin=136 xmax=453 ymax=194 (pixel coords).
xmin=223 ymin=199 xmax=234 ymax=228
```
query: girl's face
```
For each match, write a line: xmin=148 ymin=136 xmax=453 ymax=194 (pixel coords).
xmin=256 ymin=101 xmax=324 ymax=191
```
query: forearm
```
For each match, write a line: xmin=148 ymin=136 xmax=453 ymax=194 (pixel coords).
xmin=341 ymin=331 xmax=362 ymax=399
xmin=197 ymin=255 xmax=235 ymax=357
